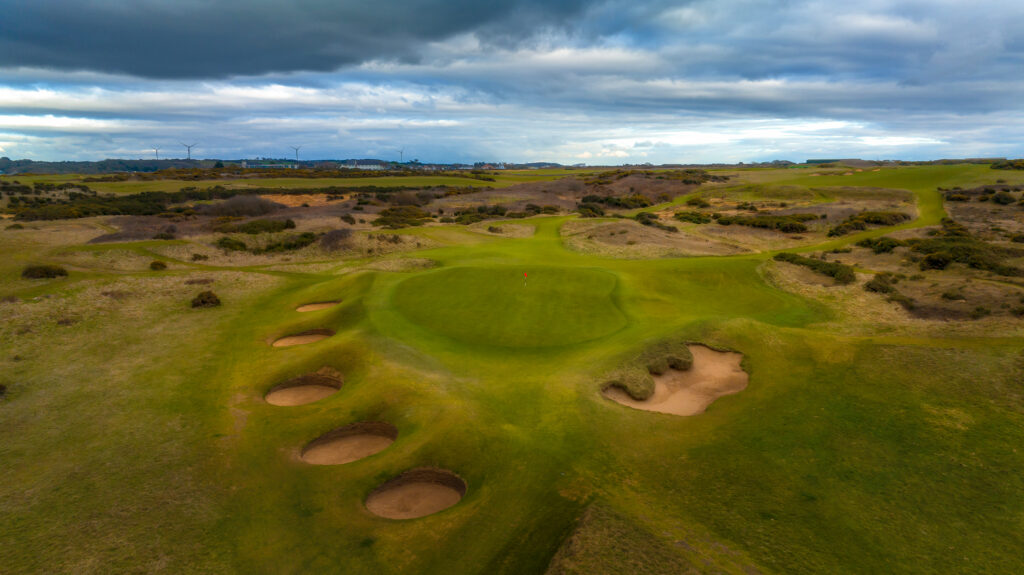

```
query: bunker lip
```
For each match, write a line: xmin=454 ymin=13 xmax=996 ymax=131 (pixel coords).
xmin=264 ymin=367 xmax=343 ymax=406
xmin=300 ymin=422 xmax=398 ymax=465
xmin=604 ymin=344 xmax=749 ymax=416
xmin=295 ymin=301 xmax=340 ymax=312
xmin=365 ymin=467 xmax=467 ymax=520
xmin=271 ymin=329 xmax=335 ymax=347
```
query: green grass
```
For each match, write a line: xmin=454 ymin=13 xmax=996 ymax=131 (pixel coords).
xmin=2 ymin=164 xmax=1024 ymax=574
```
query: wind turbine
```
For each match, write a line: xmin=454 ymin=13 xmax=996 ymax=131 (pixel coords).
xmin=290 ymin=145 xmax=301 ymax=163
xmin=153 ymin=147 xmax=160 ymax=160
xmin=181 ymin=142 xmax=196 ymax=160
xmin=398 ymin=148 xmax=405 ymax=164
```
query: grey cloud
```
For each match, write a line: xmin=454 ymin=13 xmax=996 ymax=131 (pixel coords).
xmin=0 ymin=0 xmax=591 ymax=79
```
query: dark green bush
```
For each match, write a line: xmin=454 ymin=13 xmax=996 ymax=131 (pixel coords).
xmin=635 ymin=212 xmax=678 ymax=232
xmin=887 ymin=293 xmax=916 ymax=310
xmin=971 ymin=306 xmax=991 ymax=319
xmin=21 ymin=265 xmax=68 ymax=279
xmin=253 ymin=232 xmax=317 ymax=254
xmin=340 ymin=214 xmax=356 ymax=225
xmin=373 ymin=206 xmax=432 ymax=228
xmin=864 ymin=274 xmax=895 ymax=293
xmin=1012 ymin=235 xmax=1024 ymax=243
xmin=773 ymin=252 xmax=856 ymax=284
xmin=152 ymin=232 xmax=176 ymax=240
xmin=191 ymin=253 xmax=209 ymax=261
xmin=920 ymin=252 xmax=952 ymax=270
xmin=941 ymin=290 xmax=966 ymax=300
xmin=992 ymin=192 xmax=1016 ymax=205
xmin=577 ymin=203 xmax=606 ymax=218
xmin=149 ymin=260 xmax=167 ymax=271
xmin=320 ymin=228 xmax=353 ymax=251
xmin=716 ymin=213 xmax=818 ymax=233
xmin=6 ymin=223 xmax=24 ymax=230
xmin=673 ymin=211 xmax=712 ymax=224
xmin=215 ymin=236 xmax=248 ymax=252
xmin=828 ymin=211 xmax=911 ymax=236
xmin=685 ymin=197 xmax=710 ymax=208
xmin=191 ymin=291 xmax=221 ymax=308
xmin=856 ymin=236 xmax=905 ymax=253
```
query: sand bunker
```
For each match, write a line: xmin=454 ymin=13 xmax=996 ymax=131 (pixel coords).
xmin=365 ymin=468 xmax=467 ymax=519
xmin=271 ymin=328 xmax=334 ymax=347
xmin=604 ymin=345 xmax=748 ymax=416
xmin=295 ymin=301 xmax=340 ymax=312
xmin=264 ymin=367 xmax=343 ymax=406
xmin=301 ymin=422 xmax=397 ymax=465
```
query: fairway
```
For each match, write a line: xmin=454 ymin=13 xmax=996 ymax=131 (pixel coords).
xmin=391 ymin=265 xmax=628 ymax=347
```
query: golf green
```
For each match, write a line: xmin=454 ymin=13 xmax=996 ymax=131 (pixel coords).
xmin=391 ymin=265 xmax=628 ymax=347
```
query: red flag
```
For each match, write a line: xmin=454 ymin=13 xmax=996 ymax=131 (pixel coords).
xmin=524 ymin=272 xmax=527 ymax=277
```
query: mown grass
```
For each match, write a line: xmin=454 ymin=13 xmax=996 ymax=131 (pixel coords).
xmin=2 ymin=164 xmax=1023 ymax=574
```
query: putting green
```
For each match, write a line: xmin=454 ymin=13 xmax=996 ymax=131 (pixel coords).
xmin=391 ymin=265 xmax=628 ymax=347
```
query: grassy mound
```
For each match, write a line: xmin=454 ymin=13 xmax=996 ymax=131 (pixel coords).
xmin=392 ymin=266 xmax=628 ymax=347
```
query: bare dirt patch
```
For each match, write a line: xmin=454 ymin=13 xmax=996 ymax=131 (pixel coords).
xmin=271 ymin=328 xmax=334 ymax=347
xmin=260 ymin=193 xmax=340 ymax=207
xmin=301 ymin=422 xmax=397 ymax=465
xmin=295 ymin=301 xmax=340 ymax=312
xmin=365 ymin=467 xmax=467 ymax=519
xmin=264 ymin=367 xmax=343 ymax=406
xmin=604 ymin=345 xmax=748 ymax=416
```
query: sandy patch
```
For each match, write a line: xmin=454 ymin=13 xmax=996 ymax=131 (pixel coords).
xmin=301 ymin=422 xmax=397 ymax=465
xmin=271 ymin=328 xmax=334 ymax=347
xmin=604 ymin=345 xmax=748 ymax=416
xmin=259 ymin=193 xmax=341 ymax=207
xmin=365 ymin=468 xmax=467 ymax=520
xmin=295 ymin=301 xmax=340 ymax=312
xmin=265 ymin=367 xmax=343 ymax=406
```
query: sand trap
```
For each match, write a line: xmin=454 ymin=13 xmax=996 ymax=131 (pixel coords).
xmin=301 ymin=422 xmax=397 ymax=465
xmin=365 ymin=468 xmax=467 ymax=520
xmin=604 ymin=345 xmax=748 ymax=416
xmin=265 ymin=367 xmax=343 ymax=406
xmin=271 ymin=328 xmax=334 ymax=347
xmin=295 ymin=301 xmax=340 ymax=312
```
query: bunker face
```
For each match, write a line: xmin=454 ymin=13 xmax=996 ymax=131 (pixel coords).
xmin=604 ymin=345 xmax=748 ymax=416
xmin=271 ymin=329 xmax=334 ymax=347
xmin=392 ymin=266 xmax=627 ymax=348
xmin=265 ymin=368 xmax=343 ymax=406
xmin=366 ymin=468 xmax=467 ymax=520
xmin=295 ymin=301 xmax=340 ymax=312
xmin=301 ymin=422 xmax=397 ymax=465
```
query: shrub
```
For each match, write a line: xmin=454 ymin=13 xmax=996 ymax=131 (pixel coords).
xmin=1011 ymin=234 xmax=1024 ymax=243
xmin=941 ymin=290 xmax=966 ymax=300
xmin=639 ymin=338 xmax=693 ymax=374
xmin=920 ymin=252 xmax=952 ymax=270
xmin=635 ymin=212 xmax=678 ymax=232
xmin=149 ymin=260 xmax=167 ymax=271
xmin=0 ymin=384 xmax=6 ymax=397
xmin=21 ymin=265 xmax=68 ymax=279
xmin=214 ymin=218 xmax=295 ymax=234
xmin=856 ymin=236 xmax=905 ymax=254
xmin=340 ymin=214 xmax=356 ymax=225
xmin=829 ymin=211 xmax=911 ymax=236
xmin=191 ymin=253 xmax=209 ymax=261
xmin=716 ymin=213 xmax=818 ymax=233
xmin=577 ymin=203 xmax=605 ymax=218
xmin=191 ymin=291 xmax=221 ymax=308
xmin=673 ymin=211 xmax=712 ymax=224
xmin=970 ymin=306 xmax=991 ymax=319
xmin=373 ymin=206 xmax=433 ymax=229
xmin=215 ymin=236 xmax=248 ymax=252
xmin=200 ymin=195 xmax=284 ymax=217
xmin=320 ymin=228 xmax=353 ymax=251
xmin=887 ymin=293 xmax=916 ymax=310
xmin=773 ymin=252 xmax=856 ymax=284
xmin=685 ymin=197 xmax=710 ymax=208
xmin=604 ymin=367 xmax=655 ymax=401
xmin=6 ymin=223 xmax=24 ymax=230
xmin=992 ymin=192 xmax=1016 ymax=205
xmin=864 ymin=274 xmax=896 ymax=293
xmin=253 ymin=232 xmax=317 ymax=254
xmin=1012 ymin=306 xmax=1024 ymax=317
xmin=152 ymin=232 xmax=176 ymax=240
xmin=487 ymin=226 xmax=503 ymax=233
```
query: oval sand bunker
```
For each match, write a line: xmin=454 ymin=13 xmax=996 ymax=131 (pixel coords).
xmin=295 ymin=301 xmax=340 ymax=312
xmin=265 ymin=367 xmax=343 ymax=406
xmin=604 ymin=345 xmax=748 ymax=416
xmin=271 ymin=328 xmax=334 ymax=347
xmin=366 ymin=468 xmax=467 ymax=520
xmin=301 ymin=422 xmax=397 ymax=465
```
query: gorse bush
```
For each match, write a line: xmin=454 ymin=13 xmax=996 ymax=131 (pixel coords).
xmin=773 ymin=252 xmax=856 ymax=284
xmin=856 ymin=236 xmax=905 ymax=253
xmin=199 ymin=195 xmax=285 ymax=217
xmin=673 ymin=211 xmax=712 ymax=224
xmin=828 ymin=211 xmax=911 ymax=236
xmin=21 ymin=264 xmax=68 ymax=279
xmin=372 ymin=206 xmax=433 ymax=228
xmin=320 ymin=228 xmax=353 ymax=251
xmin=149 ymin=260 xmax=167 ymax=271
xmin=215 ymin=236 xmax=248 ymax=252
xmin=191 ymin=291 xmax=221 ymax=308
xmin=213 ymin=218 xmax=295 ymax=234
xmin=864 ymin=273 xmax=897 ymax=293
xmin=635 ymin=212 xmax=678 ymax=232
xmin=716 ymin=213 xmax=818 ymax=233
xmin=906 ymin=219 xmax=1021 ymax=276
xmin=577 ymin=203 xmax=606 ymax=217
xmin=253 ymin=232 xmax=317 ymax=254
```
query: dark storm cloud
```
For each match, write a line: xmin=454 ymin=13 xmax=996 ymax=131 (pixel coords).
xmin=0 ymin=0 xmax=591 ymax=78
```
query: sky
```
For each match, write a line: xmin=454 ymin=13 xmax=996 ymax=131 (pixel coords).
xmin=1 ymin=0 xmax=1023 ymax=164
